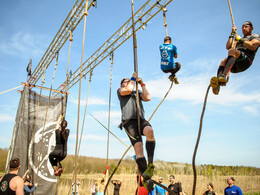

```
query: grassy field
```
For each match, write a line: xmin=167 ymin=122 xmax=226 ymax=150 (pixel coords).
xmin=1 ymin=148 xmax=260 ymax=195
xmin=57 ymin=173 xmax=260 ymax=195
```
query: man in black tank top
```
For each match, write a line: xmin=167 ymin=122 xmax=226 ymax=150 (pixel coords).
xmin=210 ymin=21 xmax=260 ymax=95
xmin=48 ymin=116 xmax=70 ymax=176
xmin=0 ymin=158 xmax=24 ymax=195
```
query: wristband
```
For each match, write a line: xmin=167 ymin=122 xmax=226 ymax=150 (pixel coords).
xmin=130 ymin=77 xmax=136 ymax=81
xmin=141 ymin=83 xmax=145 ymax=87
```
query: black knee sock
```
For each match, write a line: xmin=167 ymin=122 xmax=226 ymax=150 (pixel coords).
xmin=136 ymin=157 xmax=147 ymax=174
xmin=217 ymin=66 xmax=225 ymax=78
xmin=146 ymin=141 xmax=155 ymax=165
xmin=222 ymin=56 xmax=236 ymax=77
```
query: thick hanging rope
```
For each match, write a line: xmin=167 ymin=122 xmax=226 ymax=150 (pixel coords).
xmin=73 ymin=1 xmax=89 ymax=194
xmin=227 ymin=0 xmax=235 ymax=27
xmin=77 ymin=70 xmax=93 ymax=155
xmin=35 ymin=52 xmax=59 ymax=195
xmin=163 ymin=9 xmax=168 ymax=36
xmin=106 ymin=52 xmax=114 ymax=166
xmin=192 ymin=84 xmax=211 ymax=195
xmin=131 ymin=0 xmax=141 ymax=139
xmin=0 ymin=85 xmax=23 ymax=95
xmin=62 ymin=31 xmax=73 ymax=117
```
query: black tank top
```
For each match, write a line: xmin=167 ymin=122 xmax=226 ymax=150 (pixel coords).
xmin=0 ymin=173 xmax=17 ymax=195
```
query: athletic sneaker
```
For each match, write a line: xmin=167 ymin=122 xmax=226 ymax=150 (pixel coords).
xmin=210 ymin=76 xmax=220 ymax=95
xmin=142 ymin=163 xmax=155 ymax=180
xmin=168 ymin=74 xmax=175 ymax=82
xmin=142 ymin=179 xmax=154 ymax=193
xmin=218 ymin=76 xmax=227 ymax=86
xmin=173 ymin=76 xmax=179 ymax=84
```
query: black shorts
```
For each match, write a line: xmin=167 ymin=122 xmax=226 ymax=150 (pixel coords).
xmin=231 ymin=51 xmax=252 ymax=73
xmin=162 ymin=62 xmax=181 ymax=74
xmin=123 ymin=119 xmax=151 ymax=146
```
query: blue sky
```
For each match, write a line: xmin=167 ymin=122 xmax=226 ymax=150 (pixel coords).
xmin=0 ymin=0 xmax=260 ymax=168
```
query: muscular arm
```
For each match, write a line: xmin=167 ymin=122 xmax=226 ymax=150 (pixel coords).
xmin=140 ymin=85 xmax=151 ymax=102
xmin=137 ymin=78 xmax=151 ymax=102
xmin=15 ymin=177 xmax=24 ymax=195
xmin=226 ymin=25 xmax=237 ymax=50
xmin=243 ymin=38 xmax=260 ymax=51
xmin=226 ymin=37 xmax=236 ymax=50
xmin=119 ymin=80 xmax=135 ymax=96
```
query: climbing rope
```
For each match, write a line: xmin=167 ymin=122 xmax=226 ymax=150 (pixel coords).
xmin=104 ymin=144 xmax=132 ymax=195
xmin=62 ymin=31 xmax=73 ymax=117
xmin=35 ymin=52 xmax=59 ymax=195
xmin=77 ymin=70 xmax=93 ymax=155
xmin=227 ymin=0 xmax=235 ymax=27
xmin=73 ymin=1 xmax=89 ymax=194
xmin=192 ymin=84 xmax=211 ymax=195
xmin=106 ymin=52 xmax=114 ymax=166
xmin=163 ymin=8 xmax=168 ymax=36
xmin=131 ymin=0 xmax=142 ymax=139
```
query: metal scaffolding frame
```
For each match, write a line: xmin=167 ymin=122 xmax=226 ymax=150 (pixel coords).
xmin=56 ymin=0 xmax=173 ymax=94
xmin=27 ymin=0 xmax=95 ymax=85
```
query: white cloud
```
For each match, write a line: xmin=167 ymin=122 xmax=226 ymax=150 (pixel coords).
xmin=0 ymin=32 xmax=49 ymax=58
xmin=147 ymin=58 xmax=260 ymax=107
xmin=171 ymin=111 xmax=191 ymax=123
xmin=243 ymin=106 xmax=259 ymax=116
xmin=69 ymin=96 xmax=108 ymax=106
xmin=0 ymin=114 xmax=14 ymax=122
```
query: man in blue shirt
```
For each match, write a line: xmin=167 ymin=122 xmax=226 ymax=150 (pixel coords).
xmin=224 ymin=177 xmax=243 ymax=195
xmin=154 ymin=177 xmax=167 ymax=195
xmin=159 ymin=36 xmax=181 ymax=84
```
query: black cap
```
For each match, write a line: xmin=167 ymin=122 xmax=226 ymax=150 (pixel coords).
xmin=243 ymin=21 xmax=253 ymax=27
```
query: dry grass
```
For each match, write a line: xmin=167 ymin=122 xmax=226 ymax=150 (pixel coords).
xmin=58 ymin=174 xmax=260 ymax=195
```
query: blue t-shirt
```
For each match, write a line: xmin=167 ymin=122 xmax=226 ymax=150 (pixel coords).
xmin=159 ymin=43 xmax=177 ymax=71
xmin=155 ymin=183 xmax=167 ymax=195
xmin=149 ymin=188 xmax=155 ymax=195
xmin=224 ymin=185 xmax=243 ymax=195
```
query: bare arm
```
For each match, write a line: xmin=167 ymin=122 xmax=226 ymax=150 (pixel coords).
xmin=226 ymin=25 xmax=237 ymax=49
xmin=15 ymin=177 xmax=24 ymax=195
xmin=240 ymin=38 xmax=260 ymax=51
xmin=137 ymin=78 xmax=151 ymax=102
xmin=22 ymin=169 xmax=29 ymax=180
xmin=120 ymin=72 xmax=137 ymax=96
xmin=55 ymin=115 xmax=63 ymax=129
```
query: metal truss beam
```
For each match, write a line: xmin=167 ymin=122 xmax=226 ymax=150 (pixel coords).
xmin=56 ymin=0 xmax=173 ymax=93
xmin=27 ymin=0 xmax=95 ymax=85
